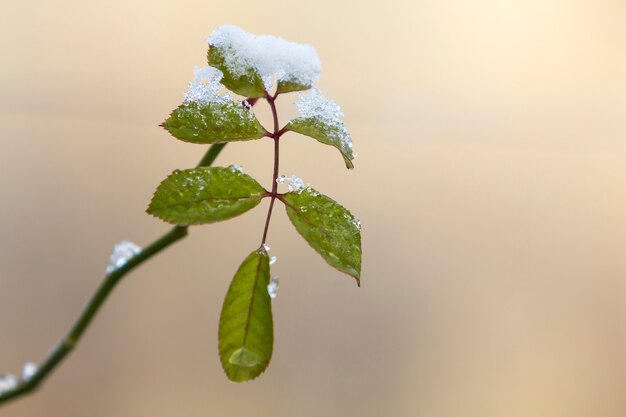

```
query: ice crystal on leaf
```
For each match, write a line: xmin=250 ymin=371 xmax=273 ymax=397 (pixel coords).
xmin=276 ymin=174 xmax=309 ymax=193
xmin=184 ymin=66 xmax=233 ymax=105
xmin=295 ymin=88 xmax=353 ymax=153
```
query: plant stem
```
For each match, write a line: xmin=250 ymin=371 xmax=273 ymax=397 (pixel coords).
xmin=196 ymin=143 xmax=226 ymax=168
xmin=0 ymin=143 xmax=227 ymax=406
xmin=261 ymin=93 xmax=281 ymax=245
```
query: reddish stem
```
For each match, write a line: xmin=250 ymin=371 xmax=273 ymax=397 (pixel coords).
xmin=261 ymin=93 xmax=281 ymax=245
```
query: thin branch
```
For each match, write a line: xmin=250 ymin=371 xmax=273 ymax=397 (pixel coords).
xmin=0 ymin=90 xmax=267 ymax=405
xmin=196 ymin=143 xmax=226 ymax=168
xmin=0 ymin=142 xmax=228 ymax=406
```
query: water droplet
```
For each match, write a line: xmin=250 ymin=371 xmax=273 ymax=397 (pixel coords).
xmin=228 ymin=348 xmax=261 ymax=369
xmin=268 ymin=275 xmax=279 ymax=299
xmin=22 ymin=362 xmax=37 ymax=381
xmin=269 ymin=256 xmax=277 ymax=265
xmin=106 ymin=241 xmax=142 ymax=274
xmin=0 ymin=374 xmax=18 ymax=393
xmin=229 ymin=164 xmax=243 ymax=173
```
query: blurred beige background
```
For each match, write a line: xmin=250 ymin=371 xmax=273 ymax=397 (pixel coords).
xmin=1 ymin=1 xmax=626 ymax=416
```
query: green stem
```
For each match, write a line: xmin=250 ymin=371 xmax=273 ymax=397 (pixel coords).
xmin=0 ymin=143 xmax=226 ymax=406
xmin=196 ymin=143 xmax=226 ymax=168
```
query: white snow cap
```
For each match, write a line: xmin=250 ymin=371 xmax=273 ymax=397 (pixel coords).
xmin=184 ymin=65 xmax=233 ymax=105
xmin=295 ymin=88 xmax=343 ymax=122
xmin=207 ymin=25 xmax=322 ymax=92
xmin=295 ymin=88 xmax=353 ymax=151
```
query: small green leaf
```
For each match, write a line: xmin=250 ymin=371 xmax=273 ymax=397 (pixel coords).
xmin=276 ymin=79 xmax=312 ymax=95
xmin=282 ymin=188 xmax=361 ymax=283
xmin=161 ymin=101 xmax=266 ymax=144
xmin=208 ymin=46 xmax=266 ymax=98
xmin=219 ymin=249 xmax=273 ymax=382
xmin=286 ymin=117 xmax=355 ymax=169
xmin=147 ymin=167 xmax=266 ymax=225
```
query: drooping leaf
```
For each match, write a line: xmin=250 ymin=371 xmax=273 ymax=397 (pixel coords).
xmin=147 ymin=167 xmax=266 ymax=226
xmin=219 ymin=248 xmax=273 ymax=382
xmin=282 ymin=188 xmax=361 ymax=284
xmin=161 ymin=101 xmax=266 ymax=145
xmin=286 ymin=117 xmax=355 ymax=169
xmin=208 ymin=46 xmax=266 ymax=98
xmin=276 ymin=79 xmax=312 ymax=95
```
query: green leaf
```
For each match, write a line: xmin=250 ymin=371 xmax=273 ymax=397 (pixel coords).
xmin=219 ymin=249 xmax=273 ymax=382
xmin=161 ymin=101 xmax=266 ymax=144
xmin=286 ymin=117 xmax=355 ymax=169
xmin=282 ymin=188 xmax=361 ymax=284
xmin=208 ymin=46 xmax=266 ymax=98
xmin=147 ymin=167 xmax=266 ymax=226
xmin=276 ymin=79 xmax=312 ymax=95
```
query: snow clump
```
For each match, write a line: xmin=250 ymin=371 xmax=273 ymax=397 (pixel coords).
xmin=207 ymin=25 xmax=322 ymax=92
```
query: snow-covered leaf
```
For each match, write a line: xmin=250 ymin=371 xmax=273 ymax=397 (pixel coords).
xmin=207 ymin=25 xmax=321 ymax=97
xmin=285 ymin=89 xmax=354 ymax=168
xmin=286 ymin=116 xmax=354 ymax=168
xmin=208 ymin=45 xmax=266 ymax=98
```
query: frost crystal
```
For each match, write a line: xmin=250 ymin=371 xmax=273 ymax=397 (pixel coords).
xmin=106 ymin=241 xmax=142 ymax=274
xmin=229 ymin=163 xmax=243 ymax=173
xmin=276 ymin=174 xmax=309 ymax=193
xmin=0 ymin=374 xmax=18 ymax=393
xmin=295 ymin=88 xmax=343 ymax=121
xmin=344 ymin=213 xmax=362 ymax=232
xmin=262 ymin=243 xmax=271 ymax=252
xmin=295 ymin=88 xmax=353 ymax=153
xmin=207 ymin=25 xmax=322 ymax=92
xmin=269 ymin=256 xmax=277 ymax=265
xmin=267 ymin=276 xmax=279 ymax=299
xmin=184 ymin=65 xmax=233 ymax=105
xmin=22 ymin=362 xmax=38 ymax=381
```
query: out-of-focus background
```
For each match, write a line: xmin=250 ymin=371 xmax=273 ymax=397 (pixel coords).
xmin=1 ymin=1 xmax=626 ymax=416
